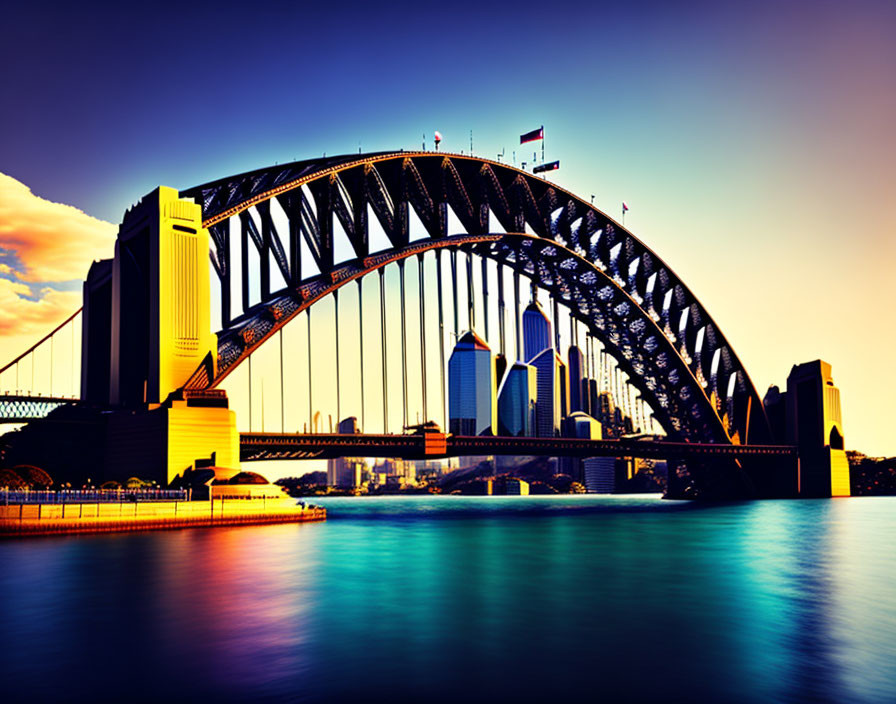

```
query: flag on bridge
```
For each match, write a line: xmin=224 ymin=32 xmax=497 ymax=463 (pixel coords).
xmin=520 ymin=126 xmax=544 ymax=144
xmin=533 ymin=160 xmax=559 ymax=174
xmin=622 ymin=201 xmax=629 ymax=214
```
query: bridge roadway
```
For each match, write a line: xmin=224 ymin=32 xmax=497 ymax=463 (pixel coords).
xmin=239 ymin=432 xmax=798 ymax=462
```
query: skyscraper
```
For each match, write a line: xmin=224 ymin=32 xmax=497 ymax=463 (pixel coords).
xmin=595 ymin=390 xmax=617 ymax=437
xmin=567 ymin=345 xmax=585 ymax=413
xmin=529 ymin=347 xmax=567 ymax=437
xmin=522 ymin=300 xmax=552 ymax=362
xmin=448 ymin=330 xmax=496 ymax=436
xmin=496 ymin=361 xmax=537 ymax=436
xmin=557 ymin=356 xmax=570 ymax=421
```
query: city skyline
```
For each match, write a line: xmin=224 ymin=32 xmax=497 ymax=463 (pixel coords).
xmin=1 ymin=1 xmax=894 ymax=455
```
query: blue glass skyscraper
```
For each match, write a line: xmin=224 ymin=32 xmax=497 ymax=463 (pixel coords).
xmin=448 ymin=330 xmax=496 ymax=436
xmin=522 ymin=300 xmax=552 ymax=363
xmin=529 ymin=347 xmax=567 ymax=437
xmin=496 ymin=361 xmax=537 ymax=436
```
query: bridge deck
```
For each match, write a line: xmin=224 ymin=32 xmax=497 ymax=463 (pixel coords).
xmin=239 ymin=432 xmax=797 ymax=462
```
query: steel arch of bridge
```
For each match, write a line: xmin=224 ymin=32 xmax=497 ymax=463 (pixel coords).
xmin=181 ymin=151 xmax=770 ymax=445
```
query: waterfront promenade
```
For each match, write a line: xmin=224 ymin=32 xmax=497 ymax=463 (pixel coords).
xmin=0 ymin=496 xmax=325 ymax=537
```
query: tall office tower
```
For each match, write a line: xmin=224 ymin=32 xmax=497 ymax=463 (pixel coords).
xmin=596 ymin=391 xmax=616 ymax=437
xmin=522 ymin=300 xmax=552 ymax=362
xmin=588 ymin=378 xmax=599 ymax=420
xmin=448 ymin=331 xmax=496 ymax=436
xmin=529 ymin=348 xmax=566 ymax=437
xmin=785 ymin=360 xmax=850 ymax=497
xmin=557 ymin=356 xmax=570 ymax=421
xmin=567 ymin=345 xmax=585 ymax=413
xmin=497 ymin=361 xmax=538 ymax=436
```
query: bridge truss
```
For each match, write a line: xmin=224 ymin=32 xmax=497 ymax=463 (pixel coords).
xmin=180 ymin=151 xmax=770 ymax=446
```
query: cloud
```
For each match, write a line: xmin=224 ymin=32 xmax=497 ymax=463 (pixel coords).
xmin=0 ymin=174 xmax=114 ymax=370
xmin=0 ymin=278 xmax=81 ymax=338
xmin=0 ymin=173 xmax=116 ymax=283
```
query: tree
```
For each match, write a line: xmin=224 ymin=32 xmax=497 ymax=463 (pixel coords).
xmin=13 ymin=465 xmax=53 ymax=489
xmin=0 ymin=468 xmax=27 ymax=489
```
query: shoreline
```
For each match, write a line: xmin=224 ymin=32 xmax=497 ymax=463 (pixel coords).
xmin=0 ymin=500 xmax=326 ymax=538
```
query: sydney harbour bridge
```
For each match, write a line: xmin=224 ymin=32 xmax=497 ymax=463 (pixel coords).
xmin=0 ymin=150 xmax=848 ymax=498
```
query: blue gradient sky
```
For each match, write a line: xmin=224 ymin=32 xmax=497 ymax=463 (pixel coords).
xmin=2 ymin=0 xmax=894 ymax=454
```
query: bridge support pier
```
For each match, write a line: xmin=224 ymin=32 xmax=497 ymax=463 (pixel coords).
xmin=764 ymin=360 xmax=850 ymax=498
xmin=664 ymin=456 xmax=798 ymax=500
xmin=104 ymin=391 xmax=241 ymax=486
xmin=80 ymin=186 xmax=241 ymax=486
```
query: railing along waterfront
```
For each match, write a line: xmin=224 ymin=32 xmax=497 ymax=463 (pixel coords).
xmin=2 ymin=488 xmax=188 ymax=505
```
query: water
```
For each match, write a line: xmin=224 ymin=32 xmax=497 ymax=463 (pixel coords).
xmin=2 ymin=495 xmax=895 ymax=703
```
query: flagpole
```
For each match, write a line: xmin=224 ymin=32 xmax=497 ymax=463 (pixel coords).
xmin=541 ymin=125 xmax=545 ymax=167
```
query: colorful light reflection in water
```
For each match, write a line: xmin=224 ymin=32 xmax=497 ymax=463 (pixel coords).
xmin=1 ymin=495 xmax=895 ymax=703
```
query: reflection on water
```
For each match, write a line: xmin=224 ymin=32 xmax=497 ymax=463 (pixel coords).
xmin=2 ymin=495 xmax=895 ymax=703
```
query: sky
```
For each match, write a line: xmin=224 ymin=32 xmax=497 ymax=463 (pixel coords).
xmin=1 ymin=0 xmax=894 ymax=456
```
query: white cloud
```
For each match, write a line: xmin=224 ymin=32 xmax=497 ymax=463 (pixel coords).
xmin=0 ymin=173 xmax=116 ymax=283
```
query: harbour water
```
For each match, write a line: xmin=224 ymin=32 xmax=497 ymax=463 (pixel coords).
xmin=2 ymin=494 xmax=895 ymax=703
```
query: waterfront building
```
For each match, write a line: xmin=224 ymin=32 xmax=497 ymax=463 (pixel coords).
xmin=327 ymin=458 xmax=366 ymax=488
xmin=529 ymin=348 xmax=567 ymax=437
xmin=563 ymin=411 xmax=602 ymax=482
xmin=448 ymin=330 xmax=497 ymax=436
xmin=380 ymin=458 xmax=406 ymax=477
xmin=522 ymin=300 xmax=552 ymax=362
xmin=505 ymin=478 xmax=529 ymax=495
xmin=567 ymin=406 xmax=617 ymax=493
xmin=784 ymin=360 xmax=850 ymax=497
xmin=584 ymin=458 xmax=617 ymax=493
xmin=327 ymin=417 xmax=364 ymax=488
xmin=496 ymin=361 xmax=537 ymax=436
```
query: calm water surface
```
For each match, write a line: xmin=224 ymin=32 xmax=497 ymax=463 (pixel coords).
xmin=2 ymin=495 xmax=895 ymax=703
